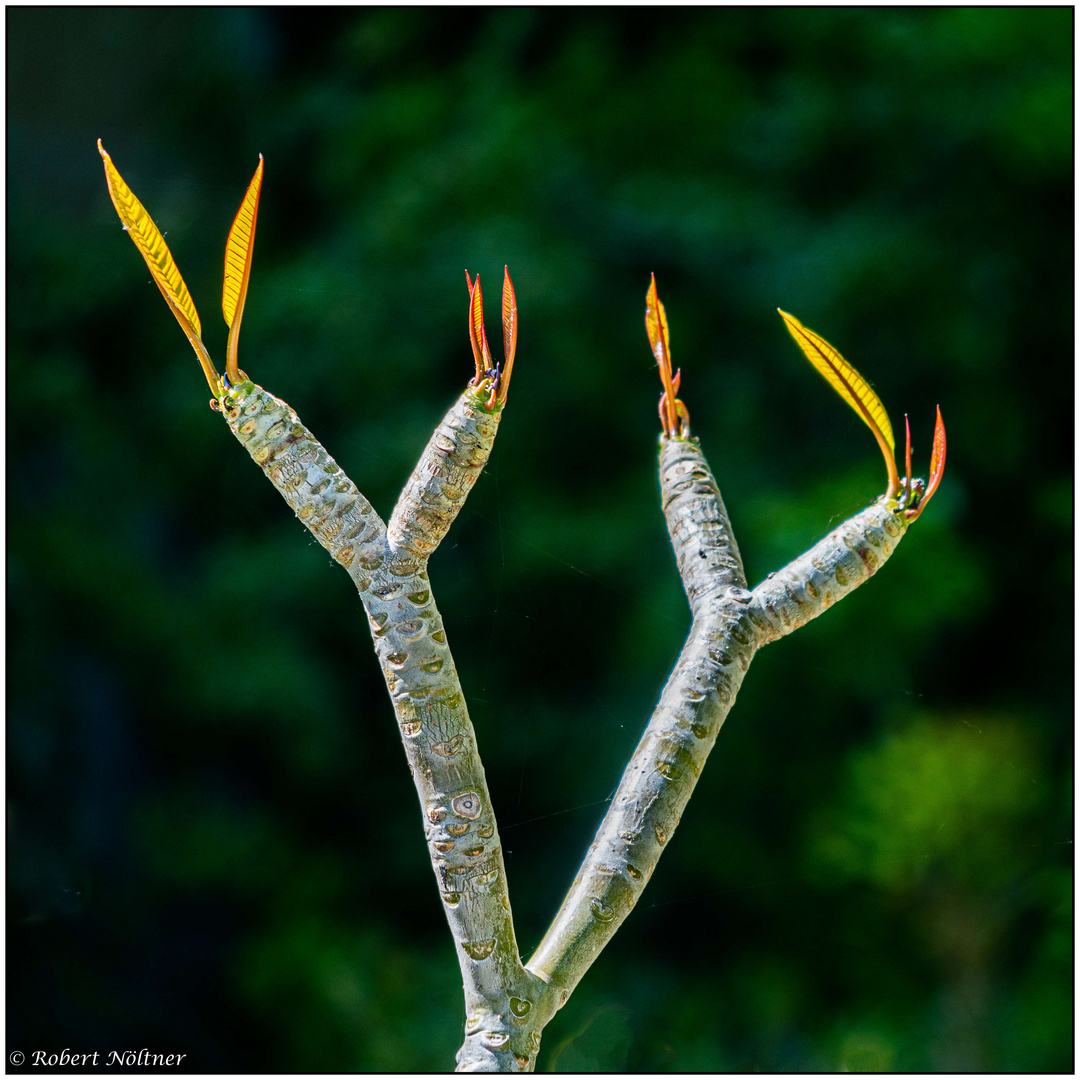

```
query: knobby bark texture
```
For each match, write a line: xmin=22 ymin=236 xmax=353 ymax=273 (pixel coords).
xmin=217 ymin=372 xmax=910 ymax=1072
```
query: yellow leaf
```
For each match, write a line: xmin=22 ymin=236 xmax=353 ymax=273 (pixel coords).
xmin=779 ymin=310 xmax=894 ymax=449
xmin=222 ymin=155 xmax=264 ymax=383
xmin=222 ymin=155 xmax=263 ymax=327
xmin=779 ymin=310 xmax=901 ymax=497
xmin=98 ymin=139 xmax=202 ymax=342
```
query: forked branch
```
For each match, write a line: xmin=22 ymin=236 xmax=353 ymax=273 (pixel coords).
xmin=100 ymin=148 xmax=945 ymax=1073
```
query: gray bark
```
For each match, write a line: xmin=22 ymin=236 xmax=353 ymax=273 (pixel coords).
xmin=219 ymin=380 xmax=911 ymax=1070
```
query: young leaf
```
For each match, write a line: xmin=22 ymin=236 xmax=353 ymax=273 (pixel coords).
xmin=99 ymin=140 xmax=202 ymax=338
xmin=499 ymin=265 xmax=517 ymax=405
xmin=645 ymin=274 xmax=672 ymax=373
xmin=904 ymin=414 xmax=914 ymax=499
xmin=222 ymin=155 xmax=264 ymax=384
xmin=469 ymin=272 xmax=492 ymax=374
xmin=98 ymin=139 xmax=219 ymax=392
xmin=778 ymin=309 xmax=901 ymax=497
xmin=906 ymin=406 xmax=947 ymax=521
xmin=928 ymin=405 xmax=946 ymax=495
xmin=646 ymin=274 xmax=679 ymax=437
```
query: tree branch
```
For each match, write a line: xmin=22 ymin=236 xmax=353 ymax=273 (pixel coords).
xmin=526 ymin=437 xmax=756 ymax=998
xmin=101 ymin=144 xmax=939 ymax=1075
xmin=525 ymin=437 xmax=911 ymax=1023
xmin=219 ymin=375 xmax=914 ymax=1073
xmin=387 ymin=389 xmax=502 ymax=567
xmin=746 ymin=501 xmax=907 ymax=643
xmin=222 ymin=376 xmax=547 ymax=1072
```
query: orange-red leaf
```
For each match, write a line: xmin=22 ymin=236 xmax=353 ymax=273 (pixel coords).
xmin=904 ymin=414 xmax=913 ymax=497
xmin=501 ymin=266 xmax=517 ymax=373
xmin=470 ymin=272 xmax=492 ymax=371
xmin=465 ymin=272 xmax=481 ymax=380
xmin=645 ymin=273 xmax=672 ymax=374
xmin=904 ymin=406 xmax=947 ymax=522
xmin=646 ymin=274 xmax=679 ymax=436
xmin=924 ymin=405 xmax=947 ymax=504
xmin=498 ymin=265 xmax=517 ymax=406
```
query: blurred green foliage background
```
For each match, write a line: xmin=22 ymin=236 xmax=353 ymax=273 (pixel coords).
xmin=8 ymin=8 xmax=1071 ymax=1072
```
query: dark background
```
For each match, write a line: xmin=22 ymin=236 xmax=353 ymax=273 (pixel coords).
xmin=8 ymin=7 xmax=1072 ymax=1072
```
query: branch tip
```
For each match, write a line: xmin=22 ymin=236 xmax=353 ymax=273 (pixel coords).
xmin=646 ymin=275 xmax=689 ymax=438
xmin=465 ymin=268 xmax=517 ymax=408
xmin=905 ymin=406 xmax=946 ymax=522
